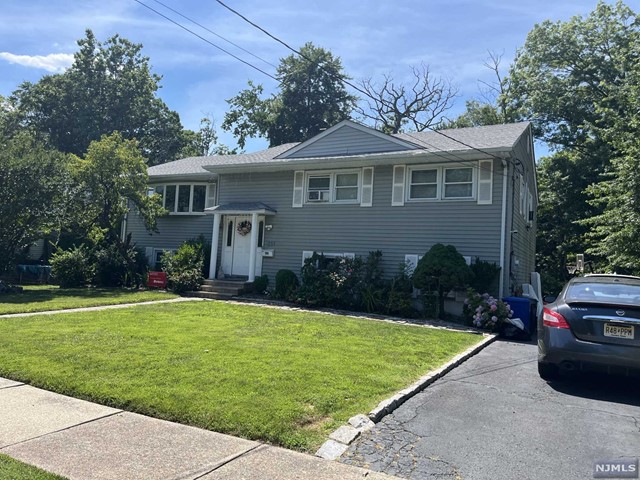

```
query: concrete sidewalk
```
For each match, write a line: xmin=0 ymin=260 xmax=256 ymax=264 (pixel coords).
xmin=0 ymin=378 xmax=397 ymax=480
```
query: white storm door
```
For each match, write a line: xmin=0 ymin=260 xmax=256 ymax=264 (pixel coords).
xmin=231 ymin=215 xmax=252 ymax=276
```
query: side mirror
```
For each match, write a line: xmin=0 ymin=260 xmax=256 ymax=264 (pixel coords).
xmin=543 ymin=295 xmax=557 ymax=304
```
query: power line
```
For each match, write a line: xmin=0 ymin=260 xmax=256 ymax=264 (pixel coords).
xmin=149 ymin=0 xmax=277 ymax=69
xmin=212 ymin=0 xmax=507 ymax=164
xmin=135 ymin=0 xmax=525 ymax=175
xmin=132 ymin=0 xmax=278 ymax=81
xmin=400 ymin=131 xmax=511 ymax=179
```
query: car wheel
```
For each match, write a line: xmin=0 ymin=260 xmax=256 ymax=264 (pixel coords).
xmin=538 ymin=362 xmax=560 ymax=380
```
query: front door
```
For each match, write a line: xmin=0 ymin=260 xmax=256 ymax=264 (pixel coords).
xmin=221 ymin=215 xmax=264 ymax=277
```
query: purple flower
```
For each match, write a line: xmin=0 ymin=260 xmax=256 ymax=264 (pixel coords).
xmin=490 ymin=304 xmax=497 ymax=311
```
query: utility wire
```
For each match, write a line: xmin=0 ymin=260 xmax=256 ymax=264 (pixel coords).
xmin=150 ymin=0 xmax=277 ymax=69
xmin=133 ymin=0 xmax=278 ymax=81
xmin=135 ymin=0 xmax=524 ymax=177
xmin=400 ymin=131 xmax=512 ymax=179
xmin=212 ymin=0 xmax=508 ymax=164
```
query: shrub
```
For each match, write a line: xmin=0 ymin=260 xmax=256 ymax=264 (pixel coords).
xmin=274 ymin=269 xmax=299 ymax=300
xmin=413 ymin=244 xmax=473 ymax=319
xmin=162 ymin=243 xmax=204 ymax=293
xmin=384 ymin=261 xmax=417 ymax=317
xmin=0 ymin=280 xmax=23 ymax=294
xmin=464 ymin=289 xmax=514 ymax=331
xmin=296 ymin=254 xmax=365 ymax=309
xmin=50 ymin=245 xmax=94 ymax=288
xmin=470 ymin=258 xmax=501 ymax=295
xmin=184 ymin=235 xmax=211 ymax=278
xmin=92 ymin=236 xmax=149 ymax=288
xmin=249 ymin=274 xmax=269 ymax=294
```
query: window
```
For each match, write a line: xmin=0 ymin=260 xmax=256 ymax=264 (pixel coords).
xmin=258 ymin=221 xmax=264 ymax=248
xmin=335 ymin=173 xmax=359 ymax=201
xmin=164 ymin=185 xmax=177 ymax=213
xmin=152 ymin=183 xmax=216 ymax=214
xmin=443 ymin=167 xmax=473 ymax=199
xmin=305 ymin=170 xmax=360 ymax=204
xmin=307 ymin=175 xmax=331 ymax=202
xmin=407 ymin=165 xmax=476 ymax=201
xmin=192 ymin=185 xmax=207 ymax=212
xmin=177 ymin=185 xmax=191 ymax=212
xmin=409 ymin=168 xmax=438 ymax=199
xmin=226 ymin=220 xmax=233 ymax=247
xmin=301 ymin=250 xmax=355 ymax=267
xmin=153 ymin=248 xmax=175 ymax=270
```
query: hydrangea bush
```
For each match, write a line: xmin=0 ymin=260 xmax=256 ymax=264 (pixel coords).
xmin=464 ymin=289 xmax=513 ymax=331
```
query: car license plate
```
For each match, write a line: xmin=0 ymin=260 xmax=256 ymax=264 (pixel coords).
xmin=604 ymin=323 xmax=634 ymax=339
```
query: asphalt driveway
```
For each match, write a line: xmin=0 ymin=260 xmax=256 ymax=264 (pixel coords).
xmin=341 ymin=340 xmax=640 ymax=480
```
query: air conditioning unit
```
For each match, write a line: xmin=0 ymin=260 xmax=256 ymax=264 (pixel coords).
xmin=308 ymin=190 xmax=330 ymax=202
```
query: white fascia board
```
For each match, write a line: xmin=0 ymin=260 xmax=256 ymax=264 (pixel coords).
xmin=147 ymin=173 xmax=218 ymax=183
xmin=202 ymin=150 xmax=509 ymax=174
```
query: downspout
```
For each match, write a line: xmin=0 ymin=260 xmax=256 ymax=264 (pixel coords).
xmin=499 ymin=159 xmax=508 ymax=298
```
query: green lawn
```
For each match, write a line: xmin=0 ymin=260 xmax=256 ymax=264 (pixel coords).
xmin=0 ymin=454 xmax=67 ymax=480
xmin=0 ymin=285 xmax=177 ymax=315
xmin=0 ymin=302 xmax=481 ymax=452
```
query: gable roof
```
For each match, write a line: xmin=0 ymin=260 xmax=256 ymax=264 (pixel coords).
xmin=276 ymin=120 xmax=418 ymax=159
xmin=148 ymin=122 xmax=531 ymax=178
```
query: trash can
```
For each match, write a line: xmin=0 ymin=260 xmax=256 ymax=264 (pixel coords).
xmin=503 ymin=296 xmax=533 ymax=334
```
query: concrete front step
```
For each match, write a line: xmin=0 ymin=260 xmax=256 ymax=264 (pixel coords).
xmin=201 ymin=279 xmax=249 ymax=288
xmin=199 ymin=285 xmax=243 ymax=295
xmin=184 ymin=291 xmax=235 ymax=300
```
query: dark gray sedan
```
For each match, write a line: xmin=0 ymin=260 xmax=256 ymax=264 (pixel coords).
xmin=538 ymin=274 xmax=640 ymax=380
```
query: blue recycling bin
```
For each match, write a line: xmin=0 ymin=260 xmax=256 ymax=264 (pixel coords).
xmin=503 ymin=296 xmax=533 ymax=333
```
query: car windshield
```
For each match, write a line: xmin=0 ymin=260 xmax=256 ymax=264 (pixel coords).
xmin=565 ymin=281 xmax=640 ymax=305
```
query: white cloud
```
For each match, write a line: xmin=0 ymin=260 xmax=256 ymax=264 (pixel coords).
xmin=0 ymin=52 xmax=74 ymax=73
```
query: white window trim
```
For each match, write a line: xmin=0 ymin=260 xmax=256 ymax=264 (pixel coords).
xmin=407 ymin=166 xmax=440 ymax=201
xmin=152 ymin=183 xmax=216 ymax=215
xmin=304 ymin=169 xmax=361 ymax=205
xmin=406 ymin=164 xmax=477 ymax=202
xmin=442 ymin=166 xmax=476 ymax=200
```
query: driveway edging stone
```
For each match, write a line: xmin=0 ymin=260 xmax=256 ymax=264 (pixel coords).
xmin=315 ymin=333 xmax=497 ymax=460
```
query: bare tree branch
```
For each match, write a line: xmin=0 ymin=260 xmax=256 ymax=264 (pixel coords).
xmin=355 ymin=63 xmax=458 ymax=134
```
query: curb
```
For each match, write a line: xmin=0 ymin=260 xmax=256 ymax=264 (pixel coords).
xmin=315 ymin=333 xmax=497 ymax=460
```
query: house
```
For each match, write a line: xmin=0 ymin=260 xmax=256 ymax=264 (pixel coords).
xmin=126 ymin=120 xmax=537 ymax=298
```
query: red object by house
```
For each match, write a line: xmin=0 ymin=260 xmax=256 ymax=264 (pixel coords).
xmin=147 ymin=271 xmax=167 ymax=289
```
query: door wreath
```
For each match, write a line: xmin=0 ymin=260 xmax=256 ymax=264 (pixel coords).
xmin=236 ymin=220 xmax=252 ymax=236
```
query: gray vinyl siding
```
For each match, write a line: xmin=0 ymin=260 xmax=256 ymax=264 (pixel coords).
xmin=284 ymin=124 xmax=412 ymax=159
xmin=127 ymin=210 xmax=214 ymax=253
xmin=126 ymin=154 xmax=525 ymax=290
xmin=504 ymin=127 xmax=537 ymax=294
xmin=217 ymin=160 xmax=504 ymax=282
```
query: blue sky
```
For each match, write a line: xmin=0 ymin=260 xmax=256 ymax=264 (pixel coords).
xmin=1 ymin=0 xmax=636 ymax=157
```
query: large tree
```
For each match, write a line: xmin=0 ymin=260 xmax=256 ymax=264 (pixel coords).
xmin=355 ymin=63 xmax=457 ymax=134
xmin=0 ymin=133 xmax=71 ymax=272
xmin=222 ymin=43 xmax=357 ymax=148
xmin=443 ymin=52 xmax=513 ymax=129
xmin=179 ymin=117 xmax=239 ymax=158
xmin=71 ymin=132 xmax=165 ymax=243
xmin=505 ymin=1 xmax=638 ymax=281
xmin=10 ymin=30 xmax=184 ymax=165
xmin=583 ymin=33 xmax=640 ymax=273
